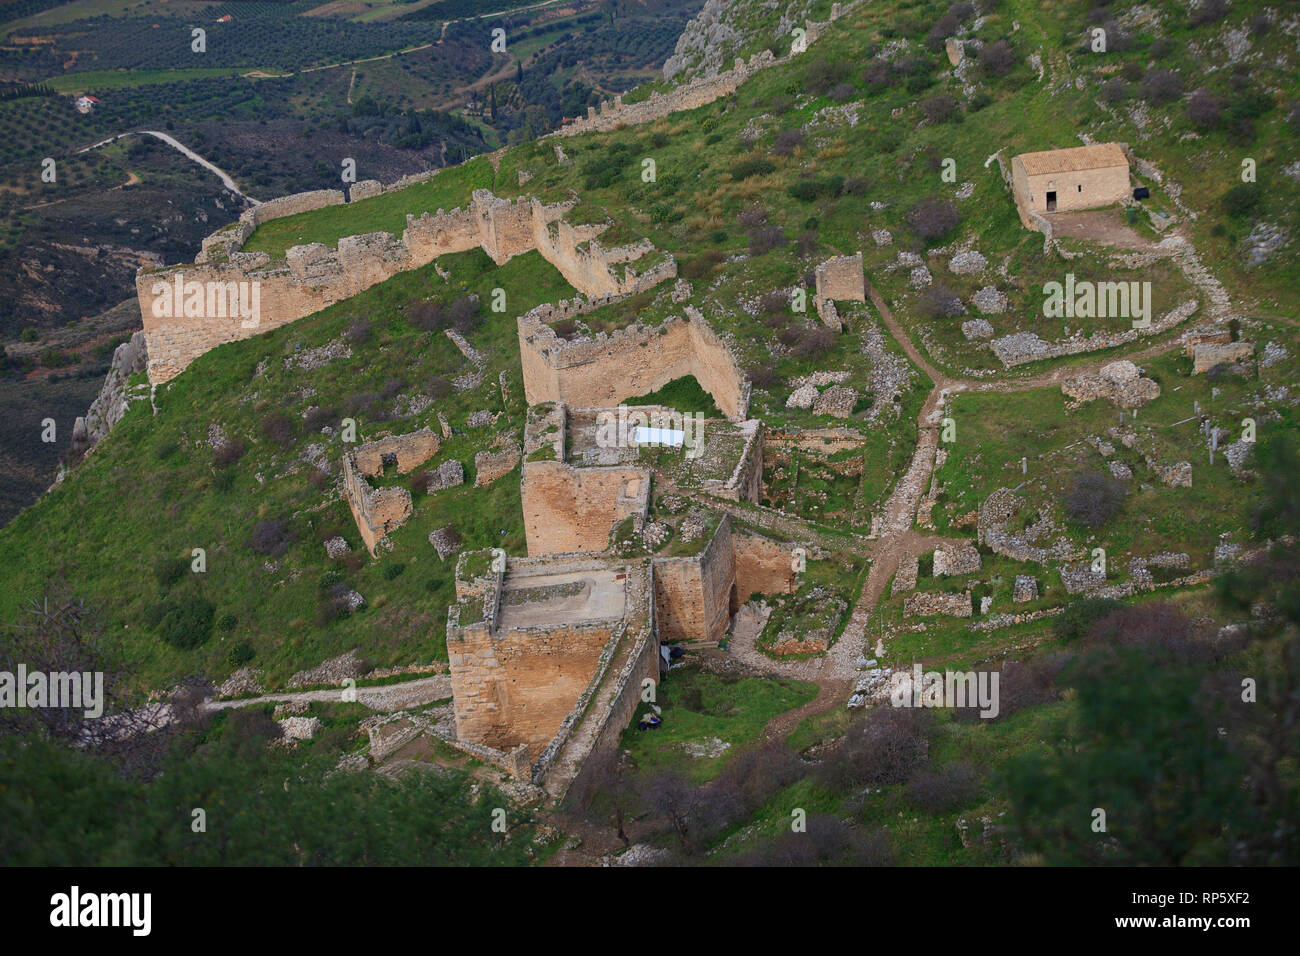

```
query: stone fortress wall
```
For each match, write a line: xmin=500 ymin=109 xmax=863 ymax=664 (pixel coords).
xmin=548 ymin=1 xmax=858 ymax=139
xmin=139 ymin=188 xmax=676 ymax=384
xmin=445 ymin=553 xmax=657 ymax=798
xmin=517 ymin=301 xmax=750 ymax=419
xmin=523 ymin=460 xmax=650 ymax=555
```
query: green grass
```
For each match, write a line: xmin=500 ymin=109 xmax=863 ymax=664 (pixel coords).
xmin=622 ymin=374 xmax=721 ymax=416
xmin=618 ymin=665 xmax=816 ymax=783
xmin=0 ymin=246 xmax=574 ymax=695
xmin=241 ymin=156 xmax=496 ymax=257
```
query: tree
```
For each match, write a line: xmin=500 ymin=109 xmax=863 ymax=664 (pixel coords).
xmin=1063 ymin=469 xmax=1126 ymax=527
xmin=907 ymin=197 xmax=960 ymax=241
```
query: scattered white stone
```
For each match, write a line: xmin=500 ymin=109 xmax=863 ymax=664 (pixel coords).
xmin=681 ymin=737 xmax=731 ymax=759
xmin=324 ymin=536 xmax=350 ymax=558
xmin=962 ymin=318 xmax=994 ymax=341
xmin=971 ymin=286 xmax=1008 ymax=315
xmin=948 ymin=249 xmax=987 ymax=275
xmin=785 ymin=382 xmax=819 ymax=409
xmin=872 ymin=228 xmax=893 ymax=246
xmin=278 ymin=716 xmax=323 ymax=741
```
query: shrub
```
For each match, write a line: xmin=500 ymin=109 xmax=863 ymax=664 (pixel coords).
xmin=1099 ymin=78 xmax=1128 ymax=105
xmin=1249 ymin=14 xmax=1271 ymax=36
xmin=303 ymin=406 xmax=340 ymax=433
xmin=819 ymin=706 xmax=932 ymax=790
xmin=863 ymin=59 xmax=891 ymax=87
xmin=212 ymin=438 xmax=247 ymax=469
xmin=409 ymin=299 xmax=446 ymax=331
xmin=1148 ymin=36 xmax=1173 ymax=59
xmin=843 ymin=175 xmax=868 ymax=195
xmin=748 ymin=225 xmax=787 ymax=255
xmin=737 ymin=203 xmax=769 ymax=229
xmin=212 ymin=468 xmax=237 ymax=492
xmin=1187 ymin=89 xmax=1224 ymax=129
xmin=730 ymin=158 xmax=776 ymax=180
xmin=796 ymin=230 xmax=820 ymax=257
xmin=153 ymin=556 xmax=189 ymax=591
xmin=156 ymin=596 xmax=215 ymax=650
xmin=920 ymin=94 xmax=959 ymax=124
xmin=217 ymin=613 xmax=238 ymax=633
xmin=154 ymin=440 xmax=178 ymax=460
xmin=40 ymin=348 xmax=71 ymax=368
xmin=789 ymin=323 xmax=836 ymax=357
xmin=261 ymin=410 xmax=295 ymax=449
xmin=1141 ymin=69 xmax=1184 ymax=106
xmin=772 ymin=128 xmax=804 ymax=157
xmin=249 ymin=518 xmax=293 ymax=558
xmin=746 ymin=363 xmax=779 ymax=389
xmin=428 ymin=376 xmax=452 ymax=400
xmin=226 ymin=640 xmax=255 ymax=666
xmin=383 ymin=562 xmax=406 ymax=580
xmin=1222 ymin=183 xmax=1260 ymax=219
xmin=919 ymin=283 xmax=965 ymax=319
xmin=19 ymin=327 xmax=38 ymax=342
xmin=979 ymin=39 xmax=1014 ymax=76
xmin=907 ymin=762 xmax=979 ymax=813
xmin=1063 ymin=470 xmax=1126 ymax=527
xmin=805 ymin=58 xmax=846 ymax=95
xmin=767 ymin=93 xmax=794 ymax=114
xmin=447 ymin=294 xmax=480 ymax=334
xmin=828 ymin=82 xmax=857 ymax=103
xmin=1189 ymin=0 xmax=1227 ymax=28
xmin=787 ymin=176 xmax=843 ymax=202
xmin=346 ymin=318 xmax=372 ymax=344
xmin=1053 ymin=597 xmax=1123 ymax=642
xmin=907 ymin=197 xmax=960 ymax=240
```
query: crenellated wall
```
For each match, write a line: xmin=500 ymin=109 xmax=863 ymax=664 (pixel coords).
xmin=517 ymin=302 xmax=748 ymax=419
xmin=139 ymin=190 xmax=675 ymax=384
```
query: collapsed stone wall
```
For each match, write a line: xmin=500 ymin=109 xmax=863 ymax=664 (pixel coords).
xmin=518 ymin=302 xmax=749 ymax=419
xmin=814 ymin=252 xmax=865 ymax=304
xmin=352 ymin=427 xmax=441 ymax=476
xmin=140 ymin=190 xmax=675 ymax=384
xmin=1192 ymin=341 xmax=1254 ymax=373
xmin=653 ymin=515 xmax=736 ymax=643
xmin=340 ymin=428 xmax=440 ymax=556
xmin=521 ymin=461 xmax=650 ymax=555
xmin=342 ymin=455 xmax=412 ymax=557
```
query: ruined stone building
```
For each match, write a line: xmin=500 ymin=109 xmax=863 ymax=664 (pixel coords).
xmin=1010 ymin=142 xmax=1131 ymax=221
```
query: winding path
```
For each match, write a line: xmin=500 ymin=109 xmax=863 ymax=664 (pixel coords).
xmin=78 ymin=130 xmax=260 ymax=203
xmin=731 ymin=231 xmax=1233 ymax=740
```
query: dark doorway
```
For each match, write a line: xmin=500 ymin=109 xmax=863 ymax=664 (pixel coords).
xmin=1046 ymin=190 xmax=1057 ymax=212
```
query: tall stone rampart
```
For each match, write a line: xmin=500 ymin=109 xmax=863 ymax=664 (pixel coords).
xmin=521 ymin=460 xmax=650 ymax=555
xmin=653 ymin=515 xmax=736 ymax=643
xmin=139 ymin=190 xmax=674 ymax=384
